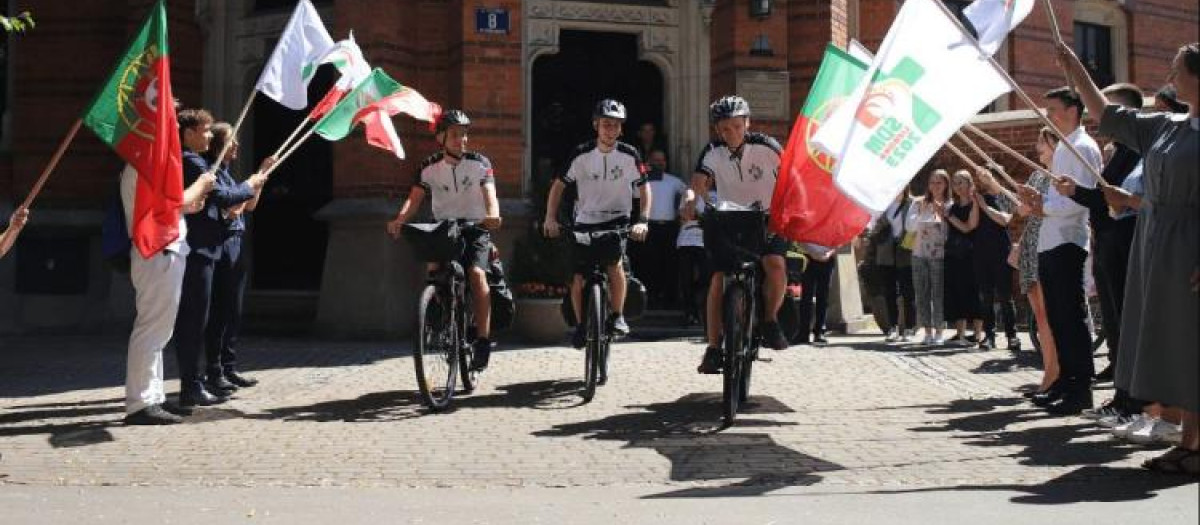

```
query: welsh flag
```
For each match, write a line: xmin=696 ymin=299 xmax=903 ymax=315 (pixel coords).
xmin=312 ymin=68 xmax=441 ymax=159
xmin=254 ymin=0 xmax=334 ymax=110
xmin=83 ymin=0 xmax=181 ymax=259
xmin=307 ymin=33 xmax=371 ymax=120
xmin=768 ymin=45 xmax=871 ymax=247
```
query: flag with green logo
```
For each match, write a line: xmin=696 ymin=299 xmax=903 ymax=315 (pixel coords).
xmin=811 ymin=0 xmax=1012 ymax=213
xmin=313 ymin=68 xmax=441 ymax=159
xmin=254 ymin=0 xmax=334 ymax=110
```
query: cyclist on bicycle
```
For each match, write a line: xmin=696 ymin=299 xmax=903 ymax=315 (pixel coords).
xmin=386 ymin=109 xmax=502 ymax=371
xmin=683 ymin=95 xmax=789 ymax=374
xmin=543 ymin=98 xmax=651 ymax=348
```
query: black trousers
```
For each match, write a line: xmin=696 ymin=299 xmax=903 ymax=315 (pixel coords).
xmin=974 ymin=249 xmax=1017 ymax=340
xmin=205 ymin=234 xmax=248 ymax=378
xmin=1037 ymin=244 xmax=1093 ymax=390
xmin=630 ymin=221 xmax=680 ymax=308
xmin=798 ymin=257 xmax=835 ymax=338
xmin=1092 ymin=220 xmax=1135 ymax=365
xmin=175 ymin=250 xmax=219 ymax=390
xmin=677 ymin=246 xmax=709 ymax=321
xmin=878 ymin=265 xmax=916 ymax=332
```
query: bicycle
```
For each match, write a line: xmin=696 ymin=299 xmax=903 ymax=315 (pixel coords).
xmin=562 ymin=224 xmax=630 ymax=403
xmin=702 ymin=209 xmax=768 ymax=427
xmin=402 ymin=220 xmax=485 ymax=410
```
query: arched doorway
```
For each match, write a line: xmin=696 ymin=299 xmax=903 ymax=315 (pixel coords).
xmin=531 ymin=30 xmax=665 ymax=181
xmin=248 ymin=67 xmax=335 ymax=292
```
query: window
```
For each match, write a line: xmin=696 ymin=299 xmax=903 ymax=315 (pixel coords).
xmin=1074 ymin=22 xmax=1114 ymax=88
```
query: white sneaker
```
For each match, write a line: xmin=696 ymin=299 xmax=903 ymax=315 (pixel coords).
xmin=920 ymin=334 xmax=934 ymax=345
xmin=1098 ymin=413 xmax=1136 ymax=429
xmin=1127 ymin=419 xmax=1183 ymax=445
xmin=931 ymin=334 xmax=946 ymax=345
xmin=899 ymin=332 xmax=913 ymax=343
xmin=1112 ymin=415 xmax=1150 ymax=440
xmin=1082 ymin=403 xmax=1122 ymax=421
xmin=885 ymin=329 xmax=900 ymax=343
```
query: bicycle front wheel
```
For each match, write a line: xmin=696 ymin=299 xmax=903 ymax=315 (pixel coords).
xmin=415 ymin=284 xmax=458 ymax=410
xmin=722 ymin=282 xmax=748 ymax=427
xmin=582 ymin=282 xmax=604 ymax=403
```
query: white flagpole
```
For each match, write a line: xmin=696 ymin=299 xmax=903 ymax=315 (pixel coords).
xmin=933 ymin=0 xmax=1108 ymax=189
xmin=963 ymin=123 xmax=1054 ymax=178
xmin=272 ymin=117 xmax=314 ymax=159
xmin=953 ymin=130 xmax=1022 ymax=189
xmin=262 ymin=124 xmax=320 ymax=178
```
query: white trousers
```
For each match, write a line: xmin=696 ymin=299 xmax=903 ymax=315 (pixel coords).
xmin=125 ymin=248 xmax=187 ymax=414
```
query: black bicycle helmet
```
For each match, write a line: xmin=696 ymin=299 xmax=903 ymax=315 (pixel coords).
xmin=709 ymin=95 xmax=751 ymax=124
xmin=593 ymin=98 xmax=627 ymax=120
xmin=434 ymin=109 xmax=471 ymax=135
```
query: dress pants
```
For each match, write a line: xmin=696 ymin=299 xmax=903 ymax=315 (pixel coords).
xmin=175 ymin=250 xmax=219 ymax=391
xmin=879 ymin=265 xmax=916 ymax=332
xmin=1092 ymin=220 xmax=1134 ymax=365
xmin=205 ymin=233 xmax=247 ymax=379
xmin=677 ymin=246 xmax=709 ymax=321
xmin=631 ymin=221 xmax=680 ymax=308
xmin=1038 ymin=244 xmax=1093 ymax=390
xmin=975 ymin=250 xmax=1017 ymax=340
xmin=798 ymin=257 xmax=835 ymax=338
xmin=126 ymin=247 xmax=187 ymax=414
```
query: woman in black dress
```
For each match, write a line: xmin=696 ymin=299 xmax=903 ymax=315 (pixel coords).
xmin=942 ymin=170 xmax=983 ymax=346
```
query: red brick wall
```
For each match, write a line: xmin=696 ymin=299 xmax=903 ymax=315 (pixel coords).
xmin=3 ymin=0 xmax=201 ymax=208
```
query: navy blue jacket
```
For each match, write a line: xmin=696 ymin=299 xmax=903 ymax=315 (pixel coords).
xmin=182 ymin=151 xmax=255 ymax=259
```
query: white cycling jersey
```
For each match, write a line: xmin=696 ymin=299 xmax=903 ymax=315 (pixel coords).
xmin=416 ymin=151 xmax=495 ymax=221
xmin=561 ymin=140 xmax=647 ymax=225
xmin=694 ymin=132 xmax=782 ymax=211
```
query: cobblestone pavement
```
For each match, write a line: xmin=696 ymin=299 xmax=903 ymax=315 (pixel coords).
xmin=0 ymin=333 xmax=1195 ymax=498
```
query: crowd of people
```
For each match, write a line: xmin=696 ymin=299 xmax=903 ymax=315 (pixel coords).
xmin=859 ymin=42 xmax=1198 ymax=475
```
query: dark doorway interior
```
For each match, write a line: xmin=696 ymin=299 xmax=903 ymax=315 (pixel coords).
xmin=249 ymin=66 xmax=335 ymax=291
xmin=531 ymin=30 xmax=664 ymax=181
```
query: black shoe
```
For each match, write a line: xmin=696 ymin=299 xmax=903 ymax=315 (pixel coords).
xmin=161 ymin=401 xmax=194 ymax=417
xmin=1031 ymin=382 xmax=1065 ymax=408
xmin=471 ymin=338 xmax=493 ymax=372
xmin=978 ymin=337 xmax=995 ymax=350
xmin=762 ymin=321 xmax=789 ymax=350
xmin=1045 ymin=389 xmax=1094 ymax=416
xmin=571 ymin=325 xmax=587 ymax=349
xmin=812 ymin=333 xmax=829 ymax=345
xmin=697 ymin=346 xmax=723 ymax=374
xmin=225 ymin=371 xmax=259 ymax=388
xmin=206 ymin=375 xmax=238 ymax=394
xmin=1007 ymin=337 xmax=1022 ymax=352
xmin=965 ymin=334 xmax=979 ymax=344
xmin=124 ymin=405 xmax=183 ymax=425
xmin=1093 ymin=364 xmax=1115 ymax=383
xmin=179 ymin=383 xmax=228 ymax=408
xmin=609 ymin=314 xmax=630 ymax=337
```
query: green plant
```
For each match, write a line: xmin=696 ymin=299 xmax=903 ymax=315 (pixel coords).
xmin=1 ymin=12 xmax=34 ymax=33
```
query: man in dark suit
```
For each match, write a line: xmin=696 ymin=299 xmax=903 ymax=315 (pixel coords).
xmin=173 ymin=109 xmax=267 ymax=409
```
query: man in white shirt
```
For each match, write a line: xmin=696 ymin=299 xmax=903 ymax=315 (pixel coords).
xmin=1020 ymin=87 xmax=1103 ymax=416
xmin=631 ymin=149 xmax=687 ymax=309
xmin=544 ymin=99 xmax=651 ymax=348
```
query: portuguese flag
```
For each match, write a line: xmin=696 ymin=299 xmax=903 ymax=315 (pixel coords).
xmin=313 ymin=68 xmax=441 ymax=159
xmin=769 ymin=45 xmax=871 ymax=247
xmin=83 ymin=0 xmax=182 ymax=259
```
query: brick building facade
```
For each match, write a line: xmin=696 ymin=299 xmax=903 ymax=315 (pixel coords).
xmin=1 ymin=0 xmax=1195 ymax=336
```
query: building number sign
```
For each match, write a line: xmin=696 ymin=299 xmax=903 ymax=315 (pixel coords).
xmin=475 ymin=8 xmax=509 ymax=35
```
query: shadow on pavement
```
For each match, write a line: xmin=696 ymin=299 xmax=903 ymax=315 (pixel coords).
xmin=531 ymin=393 xmax=842 ymax=497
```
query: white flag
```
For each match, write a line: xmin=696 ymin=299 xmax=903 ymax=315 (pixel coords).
xmin=964 ymin=0 xmax=1036 ymax=56
xmin=254 ymin=0 xmax=335 ymax=110
xmin=811 ymin=0 xmax=1012 ymax=213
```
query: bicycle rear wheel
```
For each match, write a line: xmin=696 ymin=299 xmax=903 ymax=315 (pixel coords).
xmin=582 ymin=282 xmax=604 ymax=403
xmin=722 ymin=283 xmax=748 ymax=427
xmin=415 ymin=284 xmax=458 ymax=410
xmin=459 ymin=303 xmax=479 ymax=393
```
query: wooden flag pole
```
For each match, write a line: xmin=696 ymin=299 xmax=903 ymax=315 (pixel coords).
xmin=1040 ymin=0 xmax=1077 ymax=95
xmin=20 ymin=118 xmax=84 ymax=210
xmin=262 ymin=124 xmax=319 ymax=178
xmin=205 ymin=90 xmax=257 ymax=177
xmin=963 ymin=123 xmax=1053 ymax=178
xmin=953 ymin=130 xmax=1021 ymax=189
xmin=932 ymin=0 xmax=1108 ymax=189
xmin=947 ymin=138 xmax=1022 ymax=207
xmin=272 ymin=117 xmax=314 ymax=159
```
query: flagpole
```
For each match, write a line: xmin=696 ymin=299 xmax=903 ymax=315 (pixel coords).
xmin=947 ymin=136 xmax=1023 ymax=207
xmin=272 ymin=117 xmax=314 ymax=159
xmin=932 ymin=0 xmax=1108 ymax=189
xmin=963 ymin=123 xmax=1054 ymax=178
xmin=20 ymin=118 xmax=83 ymax=210
xmin=1040 ymin=0 xmax=1077 ymax=95
xmin=262 ymin=124 xmax=319 ymax=178
xmin=205 ymin=89 xmax=257 ymax=177
xmin=953 ymin=130 xmax=1021 ymax=189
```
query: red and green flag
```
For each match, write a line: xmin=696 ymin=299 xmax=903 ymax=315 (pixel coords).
xmin=769 ymin=44 xmax=872 ymax=247
xmin=83 ymin=0 xmax=182 ymax=259
xmin=312 ymin=68 xmax=441 ymax=159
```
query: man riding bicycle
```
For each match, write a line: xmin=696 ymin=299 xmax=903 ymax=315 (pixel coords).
xmin=386 ymin=109 xmax=502 ymax=371
xmin=683 ymin=95 xmax=789 ymax=374
xmin=543 ymin=98 xmax=651 ymax=348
